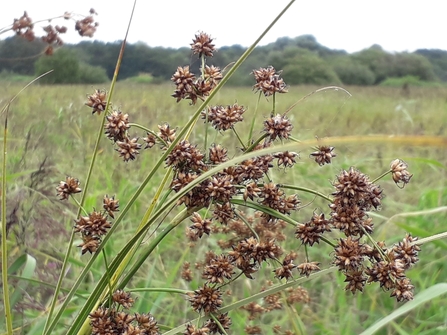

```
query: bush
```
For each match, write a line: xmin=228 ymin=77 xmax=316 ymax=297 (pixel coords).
xmin=282 ymin=52 xmax=341 ymax=85
xmin=35 ymin=48 xmax=108 ymax=84
xmin=332 ymin=56 xmax=376 ymax=85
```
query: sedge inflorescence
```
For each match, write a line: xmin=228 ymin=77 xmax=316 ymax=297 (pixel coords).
xmin=55 ymin=31 xmax=422 ymax=334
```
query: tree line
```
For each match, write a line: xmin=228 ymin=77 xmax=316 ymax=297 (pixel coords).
xmin=1 ymin=34 xmax=446 ymax=85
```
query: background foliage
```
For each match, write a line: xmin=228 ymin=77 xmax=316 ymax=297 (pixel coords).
xmin=1 ymin=34 xmax=447 ymax=85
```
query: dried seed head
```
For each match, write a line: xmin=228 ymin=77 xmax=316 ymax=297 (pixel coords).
xmin=274 ymin=254 xmax=297 ymax=280
xmin=203 ymin=254 xmax=235 ymax=284
xmin=143 ymin=132 xmax=157 ymax=149
xmin=208 ymin=144 xmax=228 ymax=165
xmin=366 ymin=257 xmax=406 ymax=291
xmin=191 ymin=32 xmax=216 ymax=57
xmin=103 ymin=195 xmax=119 ymax=219
xmin=188 ymin=212 xmax=213 ymax=240
xmin=333 ymin=237 xmax=366 ymax=272
xmin=75 ymin=15 xmax=98 ymax=37
xmin=390 ymin=277 xmax=414 ymax=302
xmin=105 ymin=110 xmax=129 ymax=142
xmin=188 ymin=284 xmax=223 ymax=314
xmin=57 ymin=176 xmax=82 ymax=200
xmin=75 ymin=211 xmax=111 ymax=237
xmin=344 ymin=270 xmax=367 ymax=294
xmin=112 ymin=290 xmax=134 ymax=309
xmin=286 ymin=286 xmax=310 ymax=304
xmin=242 ymin=302 xmax=265 ymax=320
xmin=390 ymin=159 xmax=413 ymax=188
xmin=263 ymin=114 xmax=293 ymax=141
xmin=392 ymin=233 xmax=421 ymax=269
xmin=252 ymin=66 xmax=288 ymax=97
xmin=86 ymin=89 xmax=107 ymax=115
xmin=89 ymin=307 xmax=115 ymax=334
xmin=78 ymin=235 xmax=100 ymax=254
xmin=202 ymin=104 xmax=245 ymax=131
xmin=274 ymin=151 xmax=299 ymax=168
xmin=116 ymin=137 xmax=142 ymax=162
xmin=310 ymin=145 xmax=336 ymax=166
xmin=295 ymin=212 xmax=331 ymax=246
xmin=297 ymin=261 xmax=320 ymax=277
xmin=184 ymin=324 xmax=210 ymax=335
xmin=181 ymin=262 xmax=193 ymax=282
xmin=165 ymin=140 xmax=205 ymax=172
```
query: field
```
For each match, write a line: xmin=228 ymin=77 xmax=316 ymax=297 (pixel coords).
xmin=1 ymin=82 xmax=447 ymax=335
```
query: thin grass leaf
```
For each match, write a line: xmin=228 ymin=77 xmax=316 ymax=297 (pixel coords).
xmin=359 ymin=283 xmax=447 ymax=335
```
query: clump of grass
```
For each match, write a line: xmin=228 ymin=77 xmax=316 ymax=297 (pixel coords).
xmin=2 ymin=1 xmax=447 ymax=335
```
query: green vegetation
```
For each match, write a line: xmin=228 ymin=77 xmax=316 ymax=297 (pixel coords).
xmin=1 ymin=2 xmax=447 ymax=335
xmin=2 ymin=34 xmax=447 ymax=86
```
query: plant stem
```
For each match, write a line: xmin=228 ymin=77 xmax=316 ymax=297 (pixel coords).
xmin=279 ymin=184 xmax=333 ymax=202
xmin=232 ymin=127 xmax=246 ymax=149
xmin=247 ymin=92 xmax=262 ymax=146
xmin=371 ymin=169 xmax=392 ymax=184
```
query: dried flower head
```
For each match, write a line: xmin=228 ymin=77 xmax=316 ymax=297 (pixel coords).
xmin=252 ymin=66 xmax=288 ymax=97
xmin=166 ymin=140 xmax=205 ymax=172
xmin=75 ymin=15 xmax=98 ymax=37
xmin=103 ymin=195 xmax=119 ymax=219
xmin=79 ymin=235 xmax=100 ymax=254
xmin=208 ymin=144 xmax=228 ymax=165
xmin=310 ymin=145 xmax=336 ymax=166
xmin=56 ymin=176 xmax=82 ymax=200
xmin=112 ymin=290 xmax=135 ymax=309
xmin=202 ymin=104 xmax=246 ymax=131
xmin=333 ymin=236 xmax=366 ymax=272
xmin=203 ymin=254 xmax=234 ymax=284
xmin=116 ymin=137 xmax=142 ymax=162
xmin=297 ymin=261 xmax=320 ymax=277
xmin=191 ymin=32 xmax=216 ymax=57
xmin=274 ymin=151 xmax=299 ymax=168
xmin=263 ymin=114 xmax=293 ymax=141
xmin=74 ymin=211 xmax=111 ymax=237
xmin=188 ymin=212 xmax=213 ymax=240
xmin=105 ymin=110 xmax=129 ymax=142
xmin=85 ymin=89 xmax=107 ymax=115
xmin=188 ymin=284 xmax=223 ymax=314
xmin=390 ymin=159 xmax=413 ymax=188
xmin=392 ymin=233 xmax=421 ymax=270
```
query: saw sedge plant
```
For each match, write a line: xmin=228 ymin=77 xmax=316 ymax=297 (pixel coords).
xmin=2 ymin=0 xmax=447 ymax=334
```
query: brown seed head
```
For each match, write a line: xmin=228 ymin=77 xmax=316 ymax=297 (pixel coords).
xmin=57 ymin=176 xmax=82 ymax=200
xmin=112 ymin=290 xmax=135 ymax=309
xmin=390 ymin=159 xmax=413 ymax=188
xmin=204 ymin=313 xmax=231 ymax=335
xmin=310 ymin=145 xmax=336 ymax=166
xmin=135 ymin=313 xmax=160 ymax=334
xmin=188 ymin=284 xmax=223 ymax=314
xmin=191 ymin=32 xmax=216 ymax=57
xmin=252 ymin=66 xmax=288 ymax=97
xmin=85 ymin=89 xmax=107 ymax=115
xmin=263 ymin=114 xmax=293 ymax=141
xmin=103 ymin=195 xmax=119 ymax=219
xmin=105 ymin=110 xmax=130 ymax=142
xmin=116 ymin=137 xmax=142 ymax=162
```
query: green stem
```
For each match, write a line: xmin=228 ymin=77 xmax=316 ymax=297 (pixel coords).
xmin=43 ymin=1 xmax=136 ymax=333
xmin=1 ymin=106 xmax=13 ymax=335
xmin=101 ymin=249 xmax=113 ymax=307
xmin=117 ymin=208 xmax=193 ymax=290
xmin=129 ymin=287 xmax=189 ymax=295
xmin=232 ymin=127 xmax=246 ymax=149
xmin=235 ymin=210 xmax=259 ymax=240
xmin=245 ymin=133 xmax=269 ymax=153
xmin=279 ymin=184 xmax=333 ymax=202
xmin=247 ymin=92 xmax=262 ymax=146
xmin=371 ymin=169 xmax=392 ymax=184
xmin=272 ymin=92 xmax=276 ymax=114
xmin=128 ymin=123 xmax=169 ymax=148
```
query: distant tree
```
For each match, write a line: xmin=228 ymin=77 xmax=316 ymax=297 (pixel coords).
xmin=35 ymin=48 xmax=79 ymax=84
xmin=392 ymin=52 xmax=436 ymax=81
xmin=281 ymin=50 xmax=341 ymax=85
xmin=416 ymin=49 xmax=447 ymax=81
xmin=353 ymin=45 xmax=394 ymax=84
xmin=0 ymin=36 xmax=45 ymax=75
xmin=331 ymin=56 xmax=376 ymax=85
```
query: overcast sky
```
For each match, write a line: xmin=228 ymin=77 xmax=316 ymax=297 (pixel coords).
xmin=1 ymin=0 xmax=445 ymax=53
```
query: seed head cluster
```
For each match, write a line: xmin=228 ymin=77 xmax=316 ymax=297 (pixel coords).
xmin=89 ymin=290 xmax=160 ymax=335
xmin=252 ymin=66 xmax=288 ymax=97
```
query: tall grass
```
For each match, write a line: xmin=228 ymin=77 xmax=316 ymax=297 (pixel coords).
xmin=2 ymin=1 xmax=447 ymax=335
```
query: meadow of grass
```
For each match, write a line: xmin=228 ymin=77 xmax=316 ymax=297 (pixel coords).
xmin=1 ymin=79 xmax=446 ymax=335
